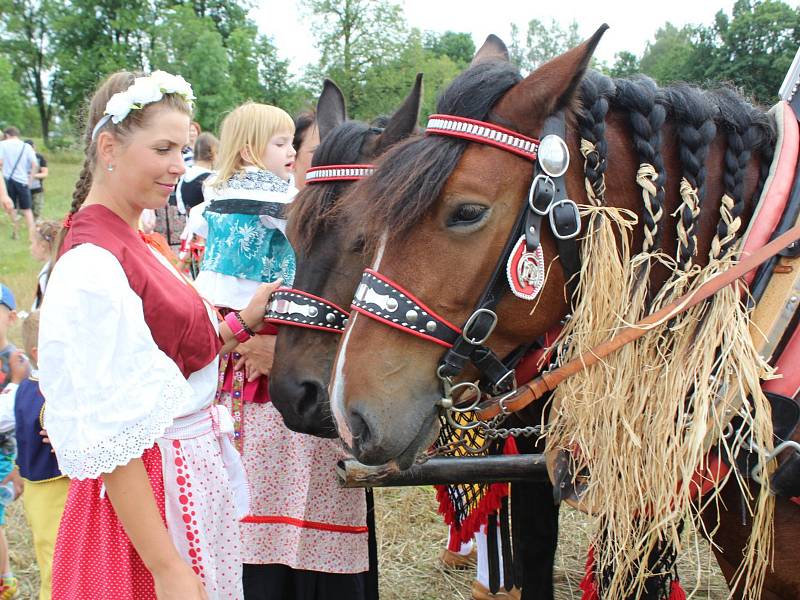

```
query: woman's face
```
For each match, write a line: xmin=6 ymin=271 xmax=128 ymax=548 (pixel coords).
xmin=260 ymin=130 xmax=297 ymax=181
xmin=188 ymin=123 xmax=200 ymax=146
xmin=293 ymin=123 xmax=320 ymax=190
xmin=108 ymin=107 xmax=189 ymax=212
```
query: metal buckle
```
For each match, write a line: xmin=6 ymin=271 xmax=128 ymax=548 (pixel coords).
xmin=462 ymin=308 xmax=498 ymax=345
xmin=549 ymin=199 xmax=581 ymax=240
xmin=528 ymin=174 xmax=555 ymax=216
xmin=750 ymin=439 xmax=800 ymax=488
xmin=492 ymin=369 xmax=517 ymax=395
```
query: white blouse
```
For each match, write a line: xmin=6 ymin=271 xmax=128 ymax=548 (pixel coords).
xmin=39 ymin=243 xmax=219 ymax=480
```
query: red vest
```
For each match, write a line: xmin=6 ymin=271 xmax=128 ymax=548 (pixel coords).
xmin=61 ymin=204 xmax=220 ymax=378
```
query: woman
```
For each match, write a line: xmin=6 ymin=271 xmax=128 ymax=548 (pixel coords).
xmin=39 ymin=70 xmax=278 ymax=600
xmin=291 ymin=111 xmax=319 ymax=191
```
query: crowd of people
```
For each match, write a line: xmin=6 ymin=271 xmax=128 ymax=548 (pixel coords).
xmin=0 ymin=68 xmax=499 ymax=600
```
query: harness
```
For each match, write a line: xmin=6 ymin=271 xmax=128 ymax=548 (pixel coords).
xmin=265 ymin=164 xmax=374 ymax=332
xmin=351 ymin=113 xmax=582 ymax=410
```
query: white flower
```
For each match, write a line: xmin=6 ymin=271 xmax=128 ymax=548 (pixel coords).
xmin=128 ymin=77 xmax=164 ymax=106
xmin=104 ymin=90 xmax=135 ymax=124
xmin=151 ymin=71 xmax=196 ymax=102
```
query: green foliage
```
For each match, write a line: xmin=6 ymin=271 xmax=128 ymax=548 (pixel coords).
xmin=639 ymin=23 xmax=697 ymax=85
xmin=423 ymin=31 xmax=475 ymax=67
xmin=509 ymin=18 xmax=581 ymax=73
xmin=0 ymin=56 xmax=26 ymax=129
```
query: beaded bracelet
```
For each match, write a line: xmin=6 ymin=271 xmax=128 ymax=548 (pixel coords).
xmin=234 ymin=311 xmax=256 ymax=337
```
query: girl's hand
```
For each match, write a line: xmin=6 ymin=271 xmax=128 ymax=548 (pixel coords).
xmin=153 ymin=561 xmax=208 ymax=600
xmin=239 ymin=278 xmax=283 ymax=332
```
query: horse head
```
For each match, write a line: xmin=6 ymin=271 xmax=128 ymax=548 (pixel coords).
xmin=329 ymin=28 xmax=609 ymax=467
xmin=269 ymin=75 xmax=423 ymax=437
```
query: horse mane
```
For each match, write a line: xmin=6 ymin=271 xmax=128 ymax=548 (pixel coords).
xmin=347 ymin=60 xmax=523 ymax=251
xmin=287 ymin=119 xmax=382 ymax=252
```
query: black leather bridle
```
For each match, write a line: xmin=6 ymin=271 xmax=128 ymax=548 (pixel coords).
xmin=265 ymin=164 xmax=374 ymax=333
xmin=350 ymin=113 xmax=583 ymax=403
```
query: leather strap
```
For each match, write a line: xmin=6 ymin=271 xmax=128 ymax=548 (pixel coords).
xmin=476 ymin=221 xmax=800 ymax=420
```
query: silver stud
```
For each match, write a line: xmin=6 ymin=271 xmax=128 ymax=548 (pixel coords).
xmin=406 ymin=309 xmax=418 ymax=323
xmin=308 ymin=306 xmax=318 ymax=318
xmin=326 ymin=313 xmax=336 ymax=323
xmin=538 ymin=134 xmax=570 ymax=178
xmin=343 ymin=318 xmax=349 ymax=327
xmin=386 ymin=297 xmax=398 ymax=312
xmin=426 ymin=321 xmax=437 ymax=333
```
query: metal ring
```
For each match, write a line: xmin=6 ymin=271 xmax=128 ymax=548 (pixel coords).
xmin=444 ymin=405 xmax=483 ymax=431
xmin=448 ymin=381 xmax=483 ymax=412
xmin=462 ymin=308 xmax=498 ymax=345
xmin=750 ymin=439 xmax=800 ymax=488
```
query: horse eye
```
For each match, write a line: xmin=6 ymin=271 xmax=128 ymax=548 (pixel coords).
xmin=447 ymin=204 xmax=489 ymax=227
xmin=350 ymin=235 xmax=366 ymax=253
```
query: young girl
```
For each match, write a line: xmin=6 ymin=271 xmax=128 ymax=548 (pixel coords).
xmin=195 ymin=103 xmax=370 ymax=599
xmin=38 ymin=71 xmax=278 ymax=600
xmin=29 ymin=220 xmax=60 ymax=310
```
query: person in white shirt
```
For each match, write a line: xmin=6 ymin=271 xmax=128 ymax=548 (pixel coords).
xmin=0 ymin=126 xmax=38 ymax=240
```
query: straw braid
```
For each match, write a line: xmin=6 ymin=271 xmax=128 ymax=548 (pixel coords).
xmin=664 ymin=86 xmax=717 ymax=271
xmin=577 ymin=72 xmax=616 ymax=205
xmin=614 ymin=78 xmax=667 ymax=253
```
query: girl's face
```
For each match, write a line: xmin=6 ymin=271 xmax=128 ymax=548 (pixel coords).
xmin=108 ymin=107 xmax=189 ymax=211
xmin=30 ymin=234 xmax=50 ymax=263
xmin=293 ymin=123 xmax=320 ymax=190
xmin=260 ymin=131 xmax=296 ymax=181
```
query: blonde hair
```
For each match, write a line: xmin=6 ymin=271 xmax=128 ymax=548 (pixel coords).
xmin=210 ymin=102 xmax=295 ymax=187
xmin=22 ymin=310 xmax=39 ymax=359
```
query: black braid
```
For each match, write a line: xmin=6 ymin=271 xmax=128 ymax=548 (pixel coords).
xmin=709 ymin=90 xmax=763 ymax=257
xmin=613 ymin=77 xmax=668 ymax=253
xmin=577 ymin=71 xmax=615 ymax=201
xmin=663 ymin=85 xmax=717 ymax=270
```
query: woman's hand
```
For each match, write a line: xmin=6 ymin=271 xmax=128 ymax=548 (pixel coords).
xmin=153 ymin=561 xmax=208 ymax=600
xmin=238 ymin=278 xmax=283 ymax=332
xmin=234 ymin=334 xmax=277 ymax=381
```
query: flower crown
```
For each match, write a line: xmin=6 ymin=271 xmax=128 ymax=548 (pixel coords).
xmin=91 ymin=71 xmax=195 ymax=141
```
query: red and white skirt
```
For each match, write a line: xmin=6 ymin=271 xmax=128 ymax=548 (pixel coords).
xmin=52 ymin=405 xmax=248 ymax=600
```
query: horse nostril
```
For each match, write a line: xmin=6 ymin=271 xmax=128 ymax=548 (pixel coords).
xmin=348 ymin=408 xmax=373 ymax=450
xmin=297 ymin=381 xmax=326 ymax=419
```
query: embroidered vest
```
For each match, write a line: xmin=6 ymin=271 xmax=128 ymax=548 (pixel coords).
xmin=14 ymin=378 xmax=61 ymax=481
xmin=200 ymin=170 xmax=296 ymax=285
xmin=61 ymin=204 xmax=220 ymax=377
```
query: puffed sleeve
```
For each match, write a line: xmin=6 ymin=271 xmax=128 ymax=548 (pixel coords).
xmin=39 ymin=244 xmax=196 ymax=479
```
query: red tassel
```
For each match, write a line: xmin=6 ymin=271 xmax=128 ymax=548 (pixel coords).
xmin=62 ymin=213 xmax=73 ymax=228
xmin=668 ymin=580 xmax=686 ymax=600
xmin=579 ymin=546 xmax=599 ymax=600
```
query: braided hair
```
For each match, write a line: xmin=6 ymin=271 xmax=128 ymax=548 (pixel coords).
xmin=613 ymin=77 xmax=667 ymax=254
xmin=54 ymin=71 xmax=193 ymax=258
xmin=577 ymin=71 xmax=615 ymax=204
xmin=663 ymin=85 xmax=717 ymax=271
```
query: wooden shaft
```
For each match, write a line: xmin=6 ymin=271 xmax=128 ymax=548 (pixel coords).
xmin=336 ymin=455 xmax=548 ymax=488
xmin=477 ymin=222 xmax=800 ymax=420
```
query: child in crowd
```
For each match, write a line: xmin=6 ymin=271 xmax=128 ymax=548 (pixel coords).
xmin=29 ymin=221 xmax=60 ymax=310
xmin=1 ymin=311 xmax=67 ymax=600
xmin=0 ymin=283 xmax=18 ymax=599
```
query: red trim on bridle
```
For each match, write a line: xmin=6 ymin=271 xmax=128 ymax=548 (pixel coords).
xmin=305 ymin=164 xmax=375 ymax=184
xmin=350 ymin=305 xmax=453 ymax=348
xmin=426 ymin=114 xmax=539 ymax=162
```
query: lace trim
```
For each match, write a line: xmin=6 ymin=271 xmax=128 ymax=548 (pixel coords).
xmin=54 ymin=374 xmax=194 ymax=480
xmin=226 ymin=170 xmax=289 ymax=194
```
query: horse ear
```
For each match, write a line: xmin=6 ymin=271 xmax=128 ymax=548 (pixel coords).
xmin=494 ymin=24 xmax=609 ymax=131
xmin=316 ymin=79 xmax=347 ymax=143
xmin=375 ymin=73 xmax=423 ymax=153
xmin=471 ymin=34 xmax=509 ymax=65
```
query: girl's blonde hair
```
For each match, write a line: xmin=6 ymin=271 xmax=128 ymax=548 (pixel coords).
xmin=211 ymin=102 xmax=295 ymax=187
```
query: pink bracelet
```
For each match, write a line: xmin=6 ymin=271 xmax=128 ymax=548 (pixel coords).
xmin=224 ymin=311 xmax=252 ymax=343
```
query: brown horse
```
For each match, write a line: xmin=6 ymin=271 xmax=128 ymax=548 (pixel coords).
xmin=269 ymin=75 xmax=422 ymax=437
xmin=330 ymin=27 xmax=800 ymax=599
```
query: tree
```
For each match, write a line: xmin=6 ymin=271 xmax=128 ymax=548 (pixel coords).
xmin=423 ymin=31 xmax=475 ymax=68
xmin=509 ymin=17 xmax=581 ymax=73
xmin=0 ymin=56 xmax=26 ymax=131
xmin=301 ymin=0 xmax=408 ymax=115
xmin=607 ymin=51 xmax=640 ymax=78
xmin=691 ymin=0 xmax=800 ymax=102
xmin=0 ymin=0 xmax=56 ymax=140
xmin=639 ymin=23 xmax=698 ymax=85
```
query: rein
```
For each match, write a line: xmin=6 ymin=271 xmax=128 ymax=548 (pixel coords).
xmin=351 ymin=112 xmax=583 ymax=418
xmin=264 ymin=164 xmax=374 ymax=333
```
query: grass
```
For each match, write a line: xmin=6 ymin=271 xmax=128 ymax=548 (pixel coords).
xmin=0 ymin=157 xmax=732 ymax=598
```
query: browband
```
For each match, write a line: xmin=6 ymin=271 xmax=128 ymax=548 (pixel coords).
xmin=266 ymin=288 xmax=349 ymax=333
xmin=426 ymin=114 xmax=539 ymax=161
xmin=305 ymin=164 xmax=375 ymax=184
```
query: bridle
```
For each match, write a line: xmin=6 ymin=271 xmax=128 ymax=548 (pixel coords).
xmin=265 ymin=164 xmax=374 ymax=332
xmin=350 ymin=112 xmax=583 ymax=427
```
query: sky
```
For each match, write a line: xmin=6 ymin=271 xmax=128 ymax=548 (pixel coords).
xmin=249 ymin=0 xmax=758 ymax=76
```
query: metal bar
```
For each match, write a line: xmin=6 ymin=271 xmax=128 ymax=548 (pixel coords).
xmin=336 ymin=454 xmax=548 ymax=488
